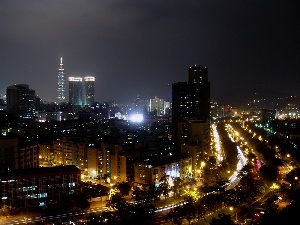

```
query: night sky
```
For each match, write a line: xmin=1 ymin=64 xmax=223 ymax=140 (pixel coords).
xmin=1 ymin=0 xmax=299 ymax=106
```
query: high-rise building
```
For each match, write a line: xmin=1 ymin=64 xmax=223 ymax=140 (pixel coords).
xmin=84 ymin=76 xmax=95 ymax=106
xmin=172 ymin=65 xmax=210 ymax=146
xmin=6 ymin=84 xmax=36 ymax=124
xmin=188 ymin=65 xmax=210 ymax=121
xmin=172 ymin=82 xmax=194 ymax=122
xmin=57 ymin=57 xmax=66 ymax=104
xmin=110 ymin=145 xmax=127 ymax=183
xmin=69 ymin=77 xmax=83 ymax=106
xmin=149 ymin=96 xmax=165 ymax=116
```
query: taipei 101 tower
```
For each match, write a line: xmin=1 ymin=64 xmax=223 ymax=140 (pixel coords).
xmin=57 ymin=57 xmax=66 ymax=104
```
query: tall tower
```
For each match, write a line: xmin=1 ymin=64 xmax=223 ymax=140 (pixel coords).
xmin=69 ymin=77 xmax=83 ymax=106
xmin=84 ymin=76 xmax=95 ymax=106
xmin=57 ymin=57 xmax=66 ymax=104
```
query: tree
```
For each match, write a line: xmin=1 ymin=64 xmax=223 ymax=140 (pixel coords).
xmin=132 ymin=186 xmax=144 ymax=202
xmin=114 ymin=200 xmax=133 ymax=224
xmin=148 ymin=184 xmax=160 ymax=205
xmin=209 ymin=213 xmax=235 ymax=225
xmin=222 ymin=189 xmax=240 ymax=208
xmin=115 ymin=181 xmax=131 ymax=197
xmin=285 ymin=168 xmax=300 ymax=190
xmin=172 ymin=177 xmax=184 ymax=199
xmin=87 ymin=213 xmax=103 ymax=225
xmin=131 ymin=203 xmax=156 ymax=224
xmin=238 ymin=163 xmax=253 ymax=177
xmin=76 ymin=193 xmax=90 ymax=211
xmin=259 ymin=164 xmax=278 ymax=184
xmin=194 ymin=198 xmax=209 ymax=224
xmin=165 ymin=205 xmax=184 ymax=225
xmin=76 ymin=193 xmax=90 ymax=216
xmin=261 ymin=147 xmax=276 ymax=163
xmin=182 ymin=196 xmax=196 ymax=224
xmin=107 ymin=192 xmax=123 ymax=209
xmin=132 ymin=185 xmax=158 ymax=205
xmin=101 ymin=210 xmax=116 ymax=225
xmin=158 ymin=173 xmax=170 ymax=202
xmin=201 ymin=193 xmax=222 ymax=213
xmin=264 ymin=194 xmax=279 ymax=216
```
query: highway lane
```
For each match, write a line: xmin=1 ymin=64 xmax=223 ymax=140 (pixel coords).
xmin=0 ymin=206 xmax=107 ymax=225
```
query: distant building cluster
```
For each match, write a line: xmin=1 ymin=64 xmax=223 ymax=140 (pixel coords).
xmin=149 ymin=96 xmax=170 ymax=116
xmin=57 ymin=57 xmax=95 ymax=106
xmin=0 ymin=63 xmax=211 ymax=210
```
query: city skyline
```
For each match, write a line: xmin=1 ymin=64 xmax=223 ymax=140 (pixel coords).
xmin=1 ymin=1 xmax=300 ymax=105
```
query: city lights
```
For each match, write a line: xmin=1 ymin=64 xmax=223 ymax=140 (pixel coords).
xmin=129 ymin=113 xmax=143 ymax=123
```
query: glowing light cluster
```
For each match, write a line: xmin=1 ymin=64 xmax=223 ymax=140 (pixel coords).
xmin=226 ymin=127 xmax=248 ymax=184
xmin=69 ymin=77 xmax=83 ymax=82
xmin=212 ymin=124 xmax=223 ymax=162
xmin=129 ymin=114 xmax=143 ymax=123
xmin=84 ymin=76 xmax=95 ymax=81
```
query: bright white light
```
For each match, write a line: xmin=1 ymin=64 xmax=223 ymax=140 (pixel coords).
xmin=68 ymin=77 xmax=82 ymax=82
xmin=129 ymin=114 xmax=143 ymax=122
xmin=84 ymin=76 xmax=95 ymax=81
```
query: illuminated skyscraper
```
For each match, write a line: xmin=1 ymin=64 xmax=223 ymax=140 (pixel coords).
xmin=149 ymin=96 xmax=165 ymax=116
xmin=57 ymin=57 xmax=66 ymax=104
xmin=84 ymin=76 xmax=95 ymax=106
xmin=69 ymin=77 xmax=83 ymax=106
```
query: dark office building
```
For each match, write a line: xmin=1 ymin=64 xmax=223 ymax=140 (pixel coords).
xmin=261 ymin=109 xmax=276 ymax=125
xmin=6 ymin=84 xmax=36 ymax=124
xmin=188 ymin=65 xmax=210 ymax=121
xmin=172 ymin=65 xmax=210 ymax=146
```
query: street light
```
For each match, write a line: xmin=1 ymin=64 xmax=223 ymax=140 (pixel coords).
xmin=200 ymin=161 xmax=206 ymax=168
xmin=229 ymin=207 xmax=238 ymax=223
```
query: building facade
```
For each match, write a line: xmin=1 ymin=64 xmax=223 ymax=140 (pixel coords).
xmin=134 ymin=155 xmax=192 ymax=186
xmin=110 ymin=145 xmax=127 ymax=183
xmin=15 ymin=145 xmax=40 ymax=170
xmin=0 ymin=137 xmax=18 ymax=173
xmin=149 ymin=96 xmax=165 ymax=116
xmin=0 ymin=165 xmax=81 ymax=209
xmin=69 ymin=77 xmax=83 ymax=106
xmin=84 ymin=76 xmax=95 ymax=106
xmin=53 ymin=138 xmax=76 ymax=166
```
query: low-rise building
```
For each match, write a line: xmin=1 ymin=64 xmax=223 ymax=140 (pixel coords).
xmin=0 ymin=165 xmax=81 ymax=209
xmin=134 ymin=154 xmax=192 ymax=186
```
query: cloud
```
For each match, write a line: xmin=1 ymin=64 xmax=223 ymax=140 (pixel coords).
xmin=0 ymin=0 xmax=299 ymax=105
